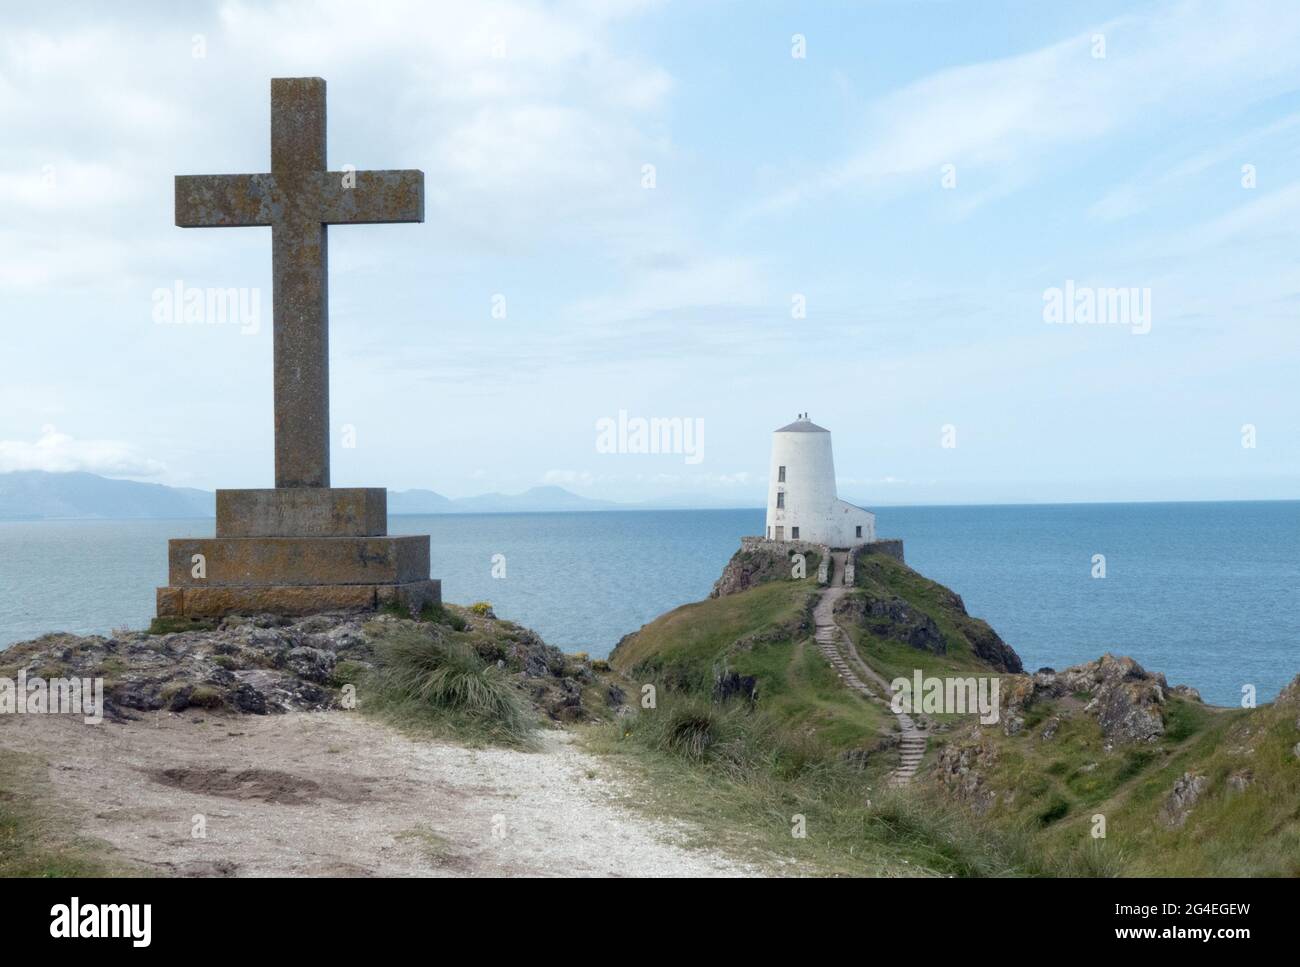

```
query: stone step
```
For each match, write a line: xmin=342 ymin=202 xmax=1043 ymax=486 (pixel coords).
xmin=157 ymin=578 xmax=440 ymax=618
xmin=167 ymin=535 xmax=429 ymax=587
xmin=216 ymin=487 xmax=388 ymax=538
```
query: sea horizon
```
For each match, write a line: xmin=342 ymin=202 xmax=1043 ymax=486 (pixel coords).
xmin=2 ymin=500 xmax=1295 ymax=708
xmin=4 ymin=493 xmax=1296 ymax=523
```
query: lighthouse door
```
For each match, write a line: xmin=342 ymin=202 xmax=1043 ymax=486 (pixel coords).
xmin=775 ymin=526 xmax=785 ymax=541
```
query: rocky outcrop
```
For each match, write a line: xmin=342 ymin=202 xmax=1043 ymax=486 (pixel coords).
xmin=1161 ymin=772 xmax=1208 ymax=827
xmin=710 ymin=546 xmax=819 ymax=598
xmin=713 ymin=670 xmax=759 ymax=703
xmin=957 ymin=617 xmax=1023 ymax=674
xmin=0 ymin=608 xmax=610 ymax=723
xmin=1006 ymin=655 xmax=1168 ymax=746
xmin=934 ymin=735 xmax=1000 ymax=815
xmin=833 ymin=590 xmax=946 ymax=654
xmin=1064 ymin=655 xmax=1167 ymax=746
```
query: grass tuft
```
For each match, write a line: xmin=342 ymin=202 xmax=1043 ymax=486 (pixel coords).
xmin=147 ymin=616 xmax=217 ymax=636
xmin=362 ymin=625 xmax=534 ymax=747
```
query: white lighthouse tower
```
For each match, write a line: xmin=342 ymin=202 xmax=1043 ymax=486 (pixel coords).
xmin=764 ymin=414 xmax=875 ymax=546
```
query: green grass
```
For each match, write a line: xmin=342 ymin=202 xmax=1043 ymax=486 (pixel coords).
xmin=845 ymin=555 xmax=1007 ymax=676
xmin=379 ymin=600 xmax=470 ymax=631
xmin=361 ymin=623 xmax=535 ymax=747
xmin=923 ymin=685 xmax=1300 ymax=876
xmin=0 ymin=749 xmax=138 ymax=877
xmin=598 ymin=547 xmax=1300 ymax=876
xmin=147 ymin=616 xmax=217 ymax=635
xmin=613 ymin=579 xmax=814 ymax=687
xmin=585 ymin=694 xmax=1047 ymax=877
xmin=395 ymin=827 xmax=461 ymax=868
xmin=612 ymin=579 xmax=891 ymax=756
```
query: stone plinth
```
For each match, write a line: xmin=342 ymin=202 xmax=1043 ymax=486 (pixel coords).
xmin=156 ymin=579 xmax=439 ymax=619
xmin=157 ymin=486 xmax=439 ymax=620
xmin=216 ymin=487 xmax=387 ymax=537
xmin=167 ymin=535 xmax=429 ymax=587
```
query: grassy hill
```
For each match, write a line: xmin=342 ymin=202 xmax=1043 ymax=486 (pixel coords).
xmin=599 ymin=543 xmax=1300 ymax=876
xmin=599 ymin=546 xmax=1043 ymax=875
xmin=610 ymin=548 xmax=1021 ymax=762
xmin=928 ymin=669 xmax=1300 ymax=876
xmin=612 ymin=578 xmax=893 ymax=757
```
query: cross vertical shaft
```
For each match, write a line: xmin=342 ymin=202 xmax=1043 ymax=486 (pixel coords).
xmin=271 ymin=78 xmax=330 ymax=488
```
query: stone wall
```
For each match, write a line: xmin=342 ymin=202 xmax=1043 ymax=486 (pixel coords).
xmin=855 ymin=538 xmax=905 ymax=564
xmin=744 ymin=535 xmax=905 ymax=566
xmin=739 ymin=535 xmax=826 ymax=555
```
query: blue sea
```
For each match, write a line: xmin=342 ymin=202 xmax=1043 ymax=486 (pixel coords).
xmin=0 ymin=502 xmax=1295 ymax=705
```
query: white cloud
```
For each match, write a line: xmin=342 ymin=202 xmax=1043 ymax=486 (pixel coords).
xmin=0 ymin=426 xmax=165 ymax=476
xmin=0 ymin=0 xmax=677 ymax=290
xmin=755 ymin=0 xmax=1300 ymax=214
xmin=565 ymin=254 xmax=768 ymax=323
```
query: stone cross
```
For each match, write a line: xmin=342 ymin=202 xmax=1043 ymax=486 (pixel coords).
xmin=175 ymin=77 xmax=424 ymax=488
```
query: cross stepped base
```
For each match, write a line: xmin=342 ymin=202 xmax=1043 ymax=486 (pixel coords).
xmin=156 ymin=487 xmax=440 ymax=619
xmin=156 ymin=580 xmax=440 ymax=619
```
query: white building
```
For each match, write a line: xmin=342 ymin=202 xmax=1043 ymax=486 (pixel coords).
xmin=764 ymin=414 xmax=875 ymax=546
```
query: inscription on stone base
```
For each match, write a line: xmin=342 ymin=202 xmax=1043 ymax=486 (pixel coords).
xmin=216 ymin=487 xmax=387 ymax=537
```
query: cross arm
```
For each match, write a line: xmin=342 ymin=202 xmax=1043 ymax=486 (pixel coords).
xmin=316 ymin=169 xmax=424 ymax=224
xmin=175 ymin=174 xmax=277 ymax=227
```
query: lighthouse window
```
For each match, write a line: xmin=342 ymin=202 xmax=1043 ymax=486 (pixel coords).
xmin=776 ymin=492 xmax=785 ymax=509
xmin=778 ymin=466 xmax=786 ymax=482
xmin=791 ymin=527 xmax=800 ymax=539
xmin=856 ymin=526 xmax=862 ymax=538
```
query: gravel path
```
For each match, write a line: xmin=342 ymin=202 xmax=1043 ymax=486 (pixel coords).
xmin=0 ymin=711 xmax=763 ymax=877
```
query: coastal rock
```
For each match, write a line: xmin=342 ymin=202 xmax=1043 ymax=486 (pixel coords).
xmin=537 ymin=677 xmax=584 ymax=721
xmin=713 ymin=670 xmax=759 ymax=703
xmin=710 ymin=546 xmax=815 ymax=598
xmin=1000 ymin=674 xmax=1036 ymax=713
xmin=934 ymin=735 xmax=999 ymax=815
xmin=1226 ymin=769 xmax=1253 ymax=792
xmin=958 ymin=618 xmax=1023 ymax=674
xmin=284 ymin=646 xmax=336 ymax=684
xmin=841 ymin=747 xmax=873 ymax=770
xmin=1161 ymin=772 xmax=1208 ymax=827
xmin=1275 ymin=673 xmax=1300 ymax=708
xmin=0 ymin=607 xmax=612 ymax=723
xmin=1057 ymin=654 xmax=1166 ymax=745
xmin=833 ymin=591 xmax=946 ymax=655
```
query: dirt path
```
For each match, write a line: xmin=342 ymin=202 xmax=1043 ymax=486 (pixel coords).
xmin=0 ymin=712 xmax=762 ymax=877
xmin=813 ymin=563 xmax=927 ymax=785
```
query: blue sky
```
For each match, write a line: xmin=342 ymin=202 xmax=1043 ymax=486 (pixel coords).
xmin=0 ymin=0 xmax=1297 ymax=505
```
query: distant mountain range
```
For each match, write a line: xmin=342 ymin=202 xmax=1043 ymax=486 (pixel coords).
xmin=0 ymin=472 xmax=710 ymax=520
xmin=388 ymin=485 xmax=620 ymax=514
xmin=0 ymin=471 xmax=214 ymax=520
